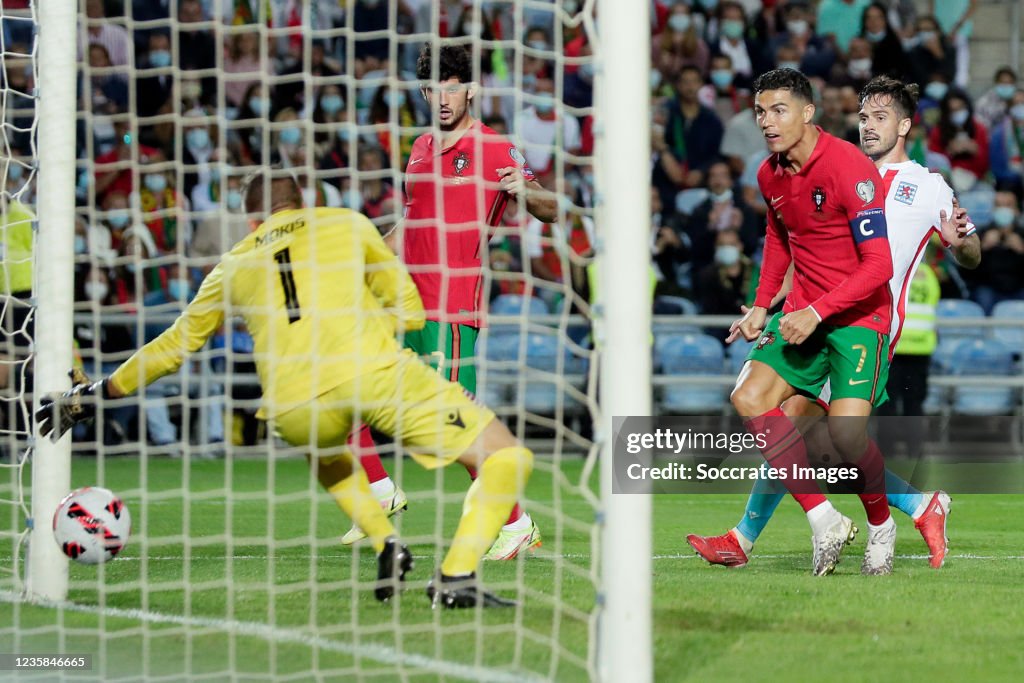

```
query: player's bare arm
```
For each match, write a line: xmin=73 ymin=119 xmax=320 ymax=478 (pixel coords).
xmin=497 ymin=167 xmax=558 ymax=222
xmin=382 ymin=217 xmax=403 ymax=253
xmin=940 ymin=197 xmax=981 ymax=269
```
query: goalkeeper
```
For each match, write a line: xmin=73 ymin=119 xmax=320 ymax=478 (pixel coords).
xmin=37 ymin=169 xmax=532 ymax=609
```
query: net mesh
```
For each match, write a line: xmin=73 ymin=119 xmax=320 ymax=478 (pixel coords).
xmin=1 ymin=1 xmax=601 ymax=680
xmin=0 ymin=0 xmax=38 ymax=593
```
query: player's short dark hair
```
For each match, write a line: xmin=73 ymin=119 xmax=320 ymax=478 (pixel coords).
xmin=859 ymin=75 xmax=920 ymax=121
xmin=752 ymin=68 xmax=813 ymax=103
xmin=416 ymin=42 xmax=472 ymax=83
xmin=241 ymin=165 xmax=302 ymax=215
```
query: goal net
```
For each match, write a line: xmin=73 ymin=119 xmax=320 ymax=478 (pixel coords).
xmin=0 ymin=1 xmax=628 ymax=680
xmin=0 ymin=0 xmax=37 ymax=599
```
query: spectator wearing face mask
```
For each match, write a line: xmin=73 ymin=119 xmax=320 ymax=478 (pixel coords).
xmin=972 ymin=192 xmax=1024 ymax=313
xmin=312 ymin=85 xmax=354 ymax=176
xmin=73 ymin=264 xmax=136 ymax=445
xmin=687 ymin=160 xmax=760 ymax=264
xmin=135 ymin=31 xmax=174 ymax=120
xmin=830 ymin=36 xmax=874 ymax=91
xmin=138 ymin=153 xmax=192 ymax=256
xmin=516 ymin=77 xmax=582 ymax=188
xmin=181 ymin=110 xmax=215 ymax=202
xmin=695 ymin=229 xmax=755 ymax=334
xmin=859 ymin=2 xmax=905 ymax=78
xmin=906 ymin=15 xmax=955 ymax=89
xmin=765 ymin=2 xmax=836 ymax=78
xmin=563 ymin=42 xmax=596 ymax=111
xmin=653 ymin=4 xmax=710 ymax=83
xmin=699 ymin=53 xmax=750 ymax=124
xmin=222 ymin=30 xmax=268 ymax=109
xmin=975 ymin=67 xmax=1020 ymax=130
xmin=929 ymin=89 xmax=989 ymax=183
xmin=711 ymin=1 xmax=765 ymax=91
xmin=990 ymin=88 xmax=1024 ymax=198
xmin=189 ymin=172 xmax=249 ymax=272
xmin=93 ymin=120 xmax=159 ymax=204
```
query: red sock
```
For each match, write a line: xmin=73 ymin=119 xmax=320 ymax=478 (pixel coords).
xmin=856 ymin=439 xmax=890 ymax=525
xmin=464 ymin=463 xmax=523 ymax=525
xmin=505 ymin=503 xmax=524 ymax=525
xmin=348 ymin=424 xmax=389 ymax=484
xmin=746 ymin=407 xmax=826 ymax=513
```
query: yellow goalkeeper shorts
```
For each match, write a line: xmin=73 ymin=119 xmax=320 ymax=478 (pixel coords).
xmin=273 ymin=349 xmax=494 ymax=468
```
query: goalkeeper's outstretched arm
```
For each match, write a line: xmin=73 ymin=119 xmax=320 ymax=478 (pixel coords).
xmin=36 ymin=266 xmax=227 ymax=440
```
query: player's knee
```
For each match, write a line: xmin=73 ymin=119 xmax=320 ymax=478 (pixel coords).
xmin=731 ymin=382 xmax=768 ymax=417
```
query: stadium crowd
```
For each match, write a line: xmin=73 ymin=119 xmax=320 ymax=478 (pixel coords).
xmin=2 ymin=0 xmax=1023 ymax=447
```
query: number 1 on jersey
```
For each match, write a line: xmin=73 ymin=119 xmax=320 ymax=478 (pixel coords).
xmin=274 ymin=247 xmax=301 ymax=323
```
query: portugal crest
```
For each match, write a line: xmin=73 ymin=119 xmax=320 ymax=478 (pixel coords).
xmin=453 ymin=151 xmax=470 ymax=176
xmin=812 ymin=186 xmax=826 ymax=212
xmin=756 ymin=331 xmax=776 ymax=350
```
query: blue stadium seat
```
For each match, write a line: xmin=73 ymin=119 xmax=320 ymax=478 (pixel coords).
xmin=652 ymin=295 xmax=701 ymax=336
xmin=726 ymin=338 xmax=755 ymax=374
xmin=990 ymin=300 xmax=1024 ymax=350
xmin=489 ymin=294 xmax=549 ymax=334
xmin=654 ymin=295 xmax=698 ymax=315
xmin=655 ymin=333 xmax=726 ymax=413
xmin=949 ymin=338 xmax=1017 ymax=415
xmin=487 ymin=331 xmax=583 ymax=414
xmin=957 ymin=186 xmax=995 ymax=230
xmin=481 ymin=332 xmax=520 ymax=409
xmin=936 ymin=299 xmax=987 ymax=343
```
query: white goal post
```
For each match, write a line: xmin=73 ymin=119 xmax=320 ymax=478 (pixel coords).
xmin=595 ymin=0 xmax=653 ymax=681
xmin=26 ymin=0 xmax=77 ymax=601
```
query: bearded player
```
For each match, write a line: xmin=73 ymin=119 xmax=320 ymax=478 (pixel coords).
xmin=342 ymin=43 xmax=558 ymax=558
xmin=687 ymin=75 xmax=982 ymax=572
xmin=709 ymin=68 xmax=904 ymax=576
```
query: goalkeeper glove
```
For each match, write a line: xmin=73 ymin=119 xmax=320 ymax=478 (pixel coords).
xmin=35 ymin=369 xmax=112 ymax=442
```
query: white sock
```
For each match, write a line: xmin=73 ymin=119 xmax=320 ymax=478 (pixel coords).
xmin=910 ymin=499 xmax=929 ymax=520
xmin=806 ymin=501 xmax=837 ymax=537
xmin=369 ymin=477 xmax=396 ymax=500
xmin=868 ymin=516 xmax=895 ymax=535
xmin=730 ymin=527 xmax=754 ymax=554
xmin=503 ymin=511 xmax=532 ymax=531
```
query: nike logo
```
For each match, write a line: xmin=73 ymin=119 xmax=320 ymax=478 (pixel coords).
xmin=771 ymin=195 xmax=785 ymax=206
xmin=848 ymin=379 xmax=870 ymax=386
xmin=408 ymin=157 xmax=424 ymax=166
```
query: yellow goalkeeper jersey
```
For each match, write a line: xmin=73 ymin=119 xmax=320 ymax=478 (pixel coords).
xmin=109 ymin=207 xmax=426 ymax=418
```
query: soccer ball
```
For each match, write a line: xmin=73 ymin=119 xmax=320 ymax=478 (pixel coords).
xmin=52 ymin=487 xmax=131 ymax=564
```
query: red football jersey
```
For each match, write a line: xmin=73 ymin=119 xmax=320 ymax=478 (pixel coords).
xmin=402 ymin=120 xmax=534 ymax=326
xmin=754 ymin=130 xmax=894 ymax=334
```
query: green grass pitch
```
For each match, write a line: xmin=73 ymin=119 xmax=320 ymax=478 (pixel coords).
xmin=2 ymin=456 xmax=1022 ymax=681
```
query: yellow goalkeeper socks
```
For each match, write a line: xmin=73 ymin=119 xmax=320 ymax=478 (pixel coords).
xmin=326 ymin=468 xmax=395 ymax=555
xmin=441 ymin=446 xmax=534 ymax=576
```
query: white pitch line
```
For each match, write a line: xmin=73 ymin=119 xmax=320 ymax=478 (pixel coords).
xmin=95 ymin=552 xmax=1024 ymax=563
xmin=0 ymin=591 xmax=548 ymax=683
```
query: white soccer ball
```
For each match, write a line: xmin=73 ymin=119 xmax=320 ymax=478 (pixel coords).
xmin=52 ymin=487 xmax=131 ymax=565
